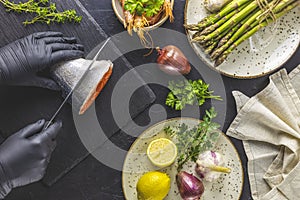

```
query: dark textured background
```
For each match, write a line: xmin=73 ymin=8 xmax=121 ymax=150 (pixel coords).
xmin=0 ymin=0 xmax=156 ymax=188
xmin=1 ymin=0 xmax=299 ymax=199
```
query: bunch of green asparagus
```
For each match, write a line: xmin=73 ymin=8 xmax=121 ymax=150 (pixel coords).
xmin=185 ymin=0 xmax=299 ymax=66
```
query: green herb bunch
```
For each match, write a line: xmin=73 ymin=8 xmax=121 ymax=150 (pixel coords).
xmin=165 ymin=79 xmax=222 ymax=110
xmin=0 ymin=0 xmax=82 ymax=25
xmin=124 ymin=0 xmax=165 ymax=17
xmin=165 ymin=107 xmax=221 ymax=171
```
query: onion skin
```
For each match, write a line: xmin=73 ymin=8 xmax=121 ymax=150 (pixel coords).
xmin=156 ymin=45 xmax=191 ymax=75
xmin=176 ymin=171 xmax=204 ymax=200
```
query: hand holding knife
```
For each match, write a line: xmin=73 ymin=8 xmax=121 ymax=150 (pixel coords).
xmin=44 ymin=37 xmax=111 ymax=130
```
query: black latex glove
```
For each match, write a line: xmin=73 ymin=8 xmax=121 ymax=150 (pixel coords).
xmin=5 ymin=73 xmax=62 ymax=91
xmin=0 ymin=31 xmax=84 ymax=89
xmin=0 ymin=119 xmax=62 ymax=198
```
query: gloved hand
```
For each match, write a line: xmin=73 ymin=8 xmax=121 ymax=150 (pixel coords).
xmin=0 ymin=119 xmax=62 ymax=198
xmin=5 ymin=73 xmax=62 ymax=91
xmin=0 ymin=31 xmax=84 ymax=89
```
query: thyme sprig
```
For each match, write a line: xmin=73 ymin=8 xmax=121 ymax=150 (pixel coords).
xmin=0 ymin=0 xmax=82 ymax=25
xmin=165 ymin=107 xmax=221 ymax=171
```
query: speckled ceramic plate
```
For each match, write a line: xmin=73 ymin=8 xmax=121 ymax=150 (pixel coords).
xmin=112 ymin=0 xmax=174 ymax=31
xmin=185 ymin=0 xmax=300 ymax=79
xmin=122 ymin=118 xmax=243 ymax=200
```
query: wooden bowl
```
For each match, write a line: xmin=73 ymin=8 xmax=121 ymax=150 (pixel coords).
xmin=112 ymin=0 xmax=174 ymax=31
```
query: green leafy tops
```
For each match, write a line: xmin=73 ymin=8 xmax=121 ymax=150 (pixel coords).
xmin=124 ymin=0 xmax=165 ymax=17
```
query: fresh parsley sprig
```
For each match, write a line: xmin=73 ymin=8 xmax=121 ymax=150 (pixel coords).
xmin=165 ymin=107 xmax=221 ymax=171
xmin=0 ymin=0 xmax=82 ymax=25
xmin=124 ymin=0 xmax=165 ymax=17
xmin=165 ymin=79 xmax=222 ymax=110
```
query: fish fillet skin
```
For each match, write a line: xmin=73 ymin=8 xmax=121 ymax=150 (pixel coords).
xmin=51 ymin=58 xmax=113 ymax=115
xmin=79 ymin=63 xmax=113 ymax=114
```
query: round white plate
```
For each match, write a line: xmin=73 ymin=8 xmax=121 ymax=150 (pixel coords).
xmin=122 ymin=118 xmax=243 ymax=200
xmin=185 ymin=0 xmax=300 ymax=78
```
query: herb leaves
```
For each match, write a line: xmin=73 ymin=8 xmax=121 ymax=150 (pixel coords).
xmin=165 ymin=108 xmax=221 ymax=171
xmin=166 ymin=79 xmax=222 ymax=110
xmin=0 ymin=0 xmax=82 ymax=25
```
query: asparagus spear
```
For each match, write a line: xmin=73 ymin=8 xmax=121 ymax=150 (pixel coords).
xmin=200 ymin=39 xmax=216 ymax=47
xmin=215 ymin=0 xmax=299 ymax=66
xmin=203 ymin=25 xmax=233 ymax=51
xmin=196 ymin=12 xmax=253 ymax=57
xmin=215 ymin=0 xmax=253 ymax=20
xmin=199 ymin=0 xmax=263 ymax=42
xmin=211 ymin=7 xmax=263 ymax=59
xmin=211 ymin=0 xmax=294 ymax=60
xmin=200 ymin=2 xmax=250 ymax=35
xmin=193 ymin=23 xmax=233 ymax=48
xmin=200 ymin=8 xmax=239 ymax=35
xmin=192 ymin=31 xmax=203 ymax=39
xmin=185 ymin=0 xmax=252 ymax=31
xmin=185 ymin=14 xmax=216 ymax=31
xmin=205 ymin=41 xmax=218 ymax=54
xmin=217 ymin=10 xmax=255 ymax=48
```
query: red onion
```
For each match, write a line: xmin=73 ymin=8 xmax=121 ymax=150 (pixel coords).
xmin=156 ymin=45 xmax=191 ymax=75
xmin=176 ymin=171 xmax=204 ymax=200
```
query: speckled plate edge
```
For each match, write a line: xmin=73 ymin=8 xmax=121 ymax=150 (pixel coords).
xmin=184 ymin=0 xmax=300 ymax=79
xmin=112 ymin=0 xmax=174 ymax=31
xmin=122 ymin=117 xmax=244 ymax=200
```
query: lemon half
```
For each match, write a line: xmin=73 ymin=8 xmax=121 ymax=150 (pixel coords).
xmin=147 ymin=138 xmax=177 ymax=168
xmin=136 ymin=171 xmax=170 ymax=200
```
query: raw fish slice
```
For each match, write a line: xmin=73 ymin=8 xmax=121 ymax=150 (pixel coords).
xmin=51 ymin=58 xmax=113 ymax=114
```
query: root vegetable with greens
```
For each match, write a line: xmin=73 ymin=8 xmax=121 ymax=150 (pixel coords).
xmin=121 ymin=0 xmax=173 ymax=47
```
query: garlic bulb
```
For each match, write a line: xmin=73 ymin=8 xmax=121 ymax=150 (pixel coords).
xmin=203 ymin=0 xmax=232 ymax=13
xmin=195 ymin=151 xmax=231 ymax=182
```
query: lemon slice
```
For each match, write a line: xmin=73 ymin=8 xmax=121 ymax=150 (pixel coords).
xmin=147 ymin=138 xmax=177 ymax=168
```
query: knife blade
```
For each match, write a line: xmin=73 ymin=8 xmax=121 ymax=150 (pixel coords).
xmin=44 ymin=38 xmax=111 ymax=130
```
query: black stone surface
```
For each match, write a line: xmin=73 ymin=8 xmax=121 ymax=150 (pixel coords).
xmin=0 ymin=0 xmax=155 ymax=189
xmin=1 ymin=0 xmax=300 ymax=199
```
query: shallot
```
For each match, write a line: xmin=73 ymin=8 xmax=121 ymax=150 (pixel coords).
xmin=176 ymin=171 xmax=204 ymax=200
xmin=156 ymin=45 xmax=191 ymax=75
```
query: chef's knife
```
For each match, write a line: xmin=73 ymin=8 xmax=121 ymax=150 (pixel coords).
xmin=44 ymin=38 xmax=111 ymax=130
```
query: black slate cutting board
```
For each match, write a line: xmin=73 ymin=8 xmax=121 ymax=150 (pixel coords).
xmin=0 ymin=0 xmax=155 ymax=186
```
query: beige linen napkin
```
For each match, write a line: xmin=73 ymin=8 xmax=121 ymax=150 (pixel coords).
xmin=227 ymin=66 xmax=300 ymax=200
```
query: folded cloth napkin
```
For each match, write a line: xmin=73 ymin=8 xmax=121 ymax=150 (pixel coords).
xmin=227 ymin=65 xmax=300 ymax=200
